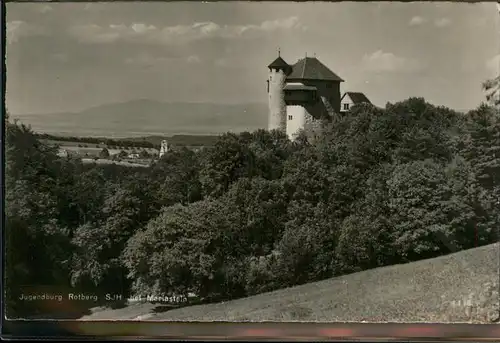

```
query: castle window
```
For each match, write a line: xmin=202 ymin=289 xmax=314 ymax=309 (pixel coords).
xmin=288 ymin=115 xmax=293 ymax=120
xmin=343 ymin=103 xmax=350 ymax=110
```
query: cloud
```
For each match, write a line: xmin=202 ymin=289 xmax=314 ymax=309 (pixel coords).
xmin=6 ymin=21 xmax=47 ymax=44
xmin=37 ymin=5 xmax=53 ymax=14
xmin=409 ymin=16 xmax=451 ymax=28
xmin=258 ymin=17 xmax=305 ymax=32
xmin=187 ymin=55 xmax=201 ymax=64
xmin=69 ymin=24 xmax=122 ymax=44
xmin=130 ymin=23 xmax=157 ymax=34
xmin=362 ymin=50 xmax=423 ymax=73
xmin=68 ymin=17 xmax=307 ymax=45
xmin=434 ymin=17 xmax=452 ymax=28
xmin=486 ymin=54 xmax=500 ymax=76
xmin=409 ymin=16 xmax=426 ymax=26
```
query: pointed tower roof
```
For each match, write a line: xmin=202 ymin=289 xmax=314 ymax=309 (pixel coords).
xmin=268 ymin=56 xmax=290 ymax=70
xmin=287 ymin=57 xmax=344 ymax=82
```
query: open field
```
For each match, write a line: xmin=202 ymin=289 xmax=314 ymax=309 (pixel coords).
xmin=62 ymin=146 xmax=157 ymax=156
xmin=43 ymin=139 xmax=160 ymax=154
xmin=42 ymin=138 xmax=160 ymax=167
xmin=81 ymin=158 xmax=150 ymax=168
xmin=42 ymin=139 xmax=108 ymax=148
xmin=80 ymin=243 xmax=500 ymax=323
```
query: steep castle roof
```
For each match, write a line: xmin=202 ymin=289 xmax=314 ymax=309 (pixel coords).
xmin=268 ymin=56 xmax=290 ymax=70
xmin=341 ymin=92 xmax=371 ymax=104
xmin=287 ymin=57 xmax=344 ymax=82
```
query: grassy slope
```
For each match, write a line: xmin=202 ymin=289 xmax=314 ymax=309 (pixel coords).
xmin=80 ymin=243 xmax=500 ymax=323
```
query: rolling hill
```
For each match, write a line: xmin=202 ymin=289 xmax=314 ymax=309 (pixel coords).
xmin=80 ymin=243 xmax=500 ymax=323
xmin=10 ymin=100 xmax=268 ymax=138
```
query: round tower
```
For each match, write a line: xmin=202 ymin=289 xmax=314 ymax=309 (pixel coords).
xmin=267 ymin=51 xmax=290 ymax=132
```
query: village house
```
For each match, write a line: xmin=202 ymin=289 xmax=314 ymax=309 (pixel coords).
xmin=340 ymin=92 xmax=372 ymax=113
xmin=57 ymin=148 xmax=69 ymax=158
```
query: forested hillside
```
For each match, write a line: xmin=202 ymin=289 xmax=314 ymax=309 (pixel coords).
xmin=4 ymin=97 xmax=500 ymax=319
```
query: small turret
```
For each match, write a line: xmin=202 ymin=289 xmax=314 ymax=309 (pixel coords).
xmin=267 ymin=48 xmax=291 ymax=75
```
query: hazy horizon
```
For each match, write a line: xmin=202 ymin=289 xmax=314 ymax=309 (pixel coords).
xmin=8 ymin=98 xmax=269 ymax=116
xmin=9 ymin=98 xmax=474 ymax=117
xmin=6 ymin=2 xmax=500 ymax=115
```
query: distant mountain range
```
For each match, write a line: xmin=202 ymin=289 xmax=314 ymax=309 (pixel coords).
xmin=10 ymin=99 xmax=473 ymax=139
xmin=11 ymin=99 xmax=269 ymax=138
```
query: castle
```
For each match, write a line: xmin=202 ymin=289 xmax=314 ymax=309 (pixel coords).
xmin=267 ymin=52 xmax=371 ymax=140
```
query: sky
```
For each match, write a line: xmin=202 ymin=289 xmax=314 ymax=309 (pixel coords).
xmin=5 ymin=1 xmax=500 ymax=114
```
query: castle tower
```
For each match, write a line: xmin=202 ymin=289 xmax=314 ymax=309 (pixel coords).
xmin=267 ymin=50 xmax=290 ymax=132
xmin=159 ymin=140 xmax=168 ymax=158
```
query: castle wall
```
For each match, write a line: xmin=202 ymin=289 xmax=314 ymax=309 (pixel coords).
xmin=286 ymin=105 xmax=308 ymax=140
xmin=288 ymin=79 xmax=341 ymax=114
xmin=320 ymin=96 xmax=336 ymax=118
xmin=268 ymin=69 xmax=287 ymax=132
xmin=304 ymin=112 xmax=324 ymax=143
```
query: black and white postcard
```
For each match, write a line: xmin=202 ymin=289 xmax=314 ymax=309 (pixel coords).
xmin=4 ymin=1 xmax=500 ymax=323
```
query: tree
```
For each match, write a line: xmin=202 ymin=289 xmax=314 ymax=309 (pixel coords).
xmin=149 ymin=147 xmax=202 ymax=207
xmin=4 ymin=119 xmax=73 ymax=317
xmin=275 ymin=201 xmax=337 ymax=286
xmin=99 ymin=147 xmax=110 ymax=159
xmin=139 ymin=149 xmax=150 ymax=159
xmin=386 ymin=159 xmax=465 ymax=262
xmin=199 ymin=132 xmax=258 ymax=198
xmin=7 ymin=93 xmax=500 ymax=315
xmin=460 ymin=104 xmax=500 ymax=191
xmin=123 ymin=200 xmax=232 ymax=300
xmin=335 ymin=164 xmax=396 ymax=273
xmin=221 ymin=177 xmax=289 ymax=257
xmin=70 ymin=172 xmax=160 ymax=299
xmin=483 ymin=75 xmax=500 ymax=107
xmin=63 ymin=166 xmax=114 ymax=232
xmin=247 ymin=129 xmax=294 ymax=180
xmin=459 ymin=104 xmax=500 ymax=243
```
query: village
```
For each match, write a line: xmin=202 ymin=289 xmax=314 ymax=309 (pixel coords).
xmin=49 ymin=138 xmax=208 ymax=167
